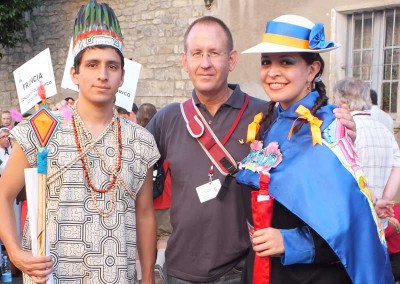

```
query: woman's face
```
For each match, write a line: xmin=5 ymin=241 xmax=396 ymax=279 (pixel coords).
xmin=260 ymin=52 xmax=321 ymax=109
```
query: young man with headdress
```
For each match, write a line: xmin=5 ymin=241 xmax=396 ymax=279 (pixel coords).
xmin=0 ymin=1 xmax=159 ymax=283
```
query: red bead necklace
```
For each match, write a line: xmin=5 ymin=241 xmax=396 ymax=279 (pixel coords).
xmin=72 ymin=115 xmax=122 ymax=193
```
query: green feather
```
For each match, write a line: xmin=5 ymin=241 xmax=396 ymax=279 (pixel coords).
xmin=96 ymin=4 xmax=102 ymax=28
xmin=90 ymin=2 xmax=95 ymax=29
xmin=83 ymin=3 xmax=90 ymax=31
xmin=102 ymin=5 xmax=109 ymax=29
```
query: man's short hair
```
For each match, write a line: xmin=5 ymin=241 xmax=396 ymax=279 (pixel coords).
xmin=183 ymin=16 xmax=233 ymax=52
xmin=116 ymin=107 xmax=129 ymax=115
xmin=370 ymin=89 xmax=378 ymax=105
xmin=131 ymin=103 xmax=138 ymax=114
xmin=137 ymin=103 xmax=157 ymax=127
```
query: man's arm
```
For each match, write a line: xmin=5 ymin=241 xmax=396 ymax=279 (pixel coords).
xmin=136 ymin=167 xmax=156 ymax=284
xmin=0 ymin=142 xmax=52 ymax=283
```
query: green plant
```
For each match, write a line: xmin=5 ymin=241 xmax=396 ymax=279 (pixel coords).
xmin=0 ymin=0 xmax=40 ymax=58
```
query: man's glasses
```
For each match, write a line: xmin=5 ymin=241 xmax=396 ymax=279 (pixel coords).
xmin=0 ymin=135 xmax=9 ymax=139
xmin=188 ymin=51 xmax=227 ymax=61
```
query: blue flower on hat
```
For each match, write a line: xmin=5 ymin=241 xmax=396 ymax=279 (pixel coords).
xmin=309 ymin=22 xmax=334 ymax=49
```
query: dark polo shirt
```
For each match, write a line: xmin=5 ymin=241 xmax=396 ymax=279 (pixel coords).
xmin=147 ymin=84 xmax=267 ymax=282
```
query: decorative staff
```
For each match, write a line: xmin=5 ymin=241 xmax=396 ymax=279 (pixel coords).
xmin=237 ymin=137 xmax=282 ymax=284
xmin=27 ymin=82 xmax=60 ymax=256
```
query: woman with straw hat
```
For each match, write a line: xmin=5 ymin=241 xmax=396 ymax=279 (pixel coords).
xmin=236 ymin=15 xmax=394 ymax=284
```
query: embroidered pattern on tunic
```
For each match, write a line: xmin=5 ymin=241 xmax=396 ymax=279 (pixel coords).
xmin=12 ymin=117 xmax=159 ymax=284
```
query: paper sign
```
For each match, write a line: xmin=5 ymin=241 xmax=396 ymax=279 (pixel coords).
xmin=13 ymin=48 xmax=57 ymax=114
xmin=61 ymin=38 xmax=141 ymax=111
xmin=61 ymin=39 xmax=78 ymax=93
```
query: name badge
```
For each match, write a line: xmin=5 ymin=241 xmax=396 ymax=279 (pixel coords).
xmin=196 ymin=179 xmax=221 ymax=203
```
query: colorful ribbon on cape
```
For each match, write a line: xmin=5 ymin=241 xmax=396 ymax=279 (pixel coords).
xmin=288 ymin=105 xmax=322 ymax=145
xmin=247 ymin=112 xmax=263 ymax=143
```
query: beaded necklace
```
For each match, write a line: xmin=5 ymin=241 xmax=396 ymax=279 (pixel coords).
xmin=72 ymin=107 xmax=122 ymax=217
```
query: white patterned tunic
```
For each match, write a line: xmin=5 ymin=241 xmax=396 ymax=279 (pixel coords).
xmin=11 ymin=115 xmax=160 ymax=284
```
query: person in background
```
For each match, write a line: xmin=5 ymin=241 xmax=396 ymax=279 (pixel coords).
xmin=333 ymin=78 xmax=400 ymax=223
xmin=236 ymin=15 xmax=393 ymax=283
xmin=0 ymin=127 xmax=11 ymax=176
xmin=117 ymin=103 xmax=138 ymax=123
xmin=138 ymin=103 xmax=171 ymax=283
xmin=1 ymin=111 xmax=13 ymax=130
xmin=0 ymin=127 xmax=22 ymax=254
xmin=370 ymin=89 xmax=393 ymax=132
xmin=137 ymin=103 xmax=157 ymax=127
xmin=385 ymin=202 xmax=400 ymax=282
xmin=64 ymin=97 xmax=75 ymax=107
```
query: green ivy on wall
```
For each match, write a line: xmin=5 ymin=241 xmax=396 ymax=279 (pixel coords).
xmin=0 ymin=0 xmax=40 ymax=58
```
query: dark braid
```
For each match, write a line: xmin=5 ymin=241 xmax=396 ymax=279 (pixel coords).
xmin=292 ymin=53 xmax=328 ymax=134
xmin=256 ymin=100 xmax=277 ymax=140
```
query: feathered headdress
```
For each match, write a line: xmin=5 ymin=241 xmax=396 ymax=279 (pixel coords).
xmin=72 ymin=0 xmax=124 ymax=59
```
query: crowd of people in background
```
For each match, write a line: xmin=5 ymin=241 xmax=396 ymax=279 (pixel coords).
xmin=0 ymin=1 xmax=398 ymax=283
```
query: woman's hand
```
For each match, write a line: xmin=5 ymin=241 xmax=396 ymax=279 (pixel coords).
xmin=375 ymin=198 xmax=395 ymax=218
xmin=333 ymin=104 xmax=356 ymax=142
xmin=252 ymin=227 xmax=284 ymax=257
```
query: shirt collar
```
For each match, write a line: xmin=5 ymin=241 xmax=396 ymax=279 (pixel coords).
xmin=191 ymin=84 xmax=246 ymax=110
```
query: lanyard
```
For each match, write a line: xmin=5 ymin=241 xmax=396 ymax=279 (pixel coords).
xmin=208 ymin=94 xmax=250 ymax=179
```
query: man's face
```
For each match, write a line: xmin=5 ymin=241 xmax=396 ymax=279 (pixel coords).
xmin=71 ymin=47 xmax=124 ymax=107
xmin=182 ymin=22 xmax=237 ymax=98
xmin=0 ymin=131 xmax=10 ymax=149
xmin=1 ymin=113 xmax=11 ymax=127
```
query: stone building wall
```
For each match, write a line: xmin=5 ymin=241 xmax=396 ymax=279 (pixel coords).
xmin=0 ymin=0 xmax=217 ymax=112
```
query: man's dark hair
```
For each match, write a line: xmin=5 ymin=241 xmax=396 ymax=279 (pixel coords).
xmin=183 ymin=16 xmax=233 ymax=52
xmin=65 ymin=97 xmax=75 ymax=102
xmin=73 ymin=45 xmax=125 ymax=74
xmin=131 ymin=103 xmax=138 ymax=114
xmin=370 ymin=89 xmax=378 ymax=105
xmin=116 ymin=107 xmax=129 ymax=115
xmin=137 ymin=103 xmax=157 ymax=127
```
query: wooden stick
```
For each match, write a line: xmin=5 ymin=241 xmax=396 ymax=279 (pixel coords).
xmin=37 ymin=149 xmax=48 ymax=257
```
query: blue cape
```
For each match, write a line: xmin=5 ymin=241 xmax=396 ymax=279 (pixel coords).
xmin=237 ymin=91 xmax=394 ymax=284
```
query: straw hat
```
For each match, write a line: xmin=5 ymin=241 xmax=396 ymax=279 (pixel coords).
xmin=243 ymin=15 xmax=339 ymax=54
xmin=72 ymin=0 xmax=124 ymax=59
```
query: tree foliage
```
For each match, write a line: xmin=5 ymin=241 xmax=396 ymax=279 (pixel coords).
xmin=0 ymin=0 xmax=40 ymax=57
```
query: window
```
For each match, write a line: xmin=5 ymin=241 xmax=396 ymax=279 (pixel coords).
xmin=346 ymin=8 xmax=399 ymax=114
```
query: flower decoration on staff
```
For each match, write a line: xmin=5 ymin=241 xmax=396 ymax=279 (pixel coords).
xmin=288 ymin=105 xmax=323 ymax=145
xmin=239 ymin=141 xmax=282 ymax=174
xmin=27 ymin=82 xmax=60 ymax=257
xmin=308 ymin=22 xmax=334 ymax=49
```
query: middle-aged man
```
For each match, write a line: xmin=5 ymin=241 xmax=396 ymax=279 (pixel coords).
xmin=1 ymin=111 xmax=13 ymax=130
xmin=147 ymin=16 xmax=356 ymax=283
xmin=0 ymin=1 xmax=159 ymax=283
xmin=0 ymin=127 xmax=11 ymax=176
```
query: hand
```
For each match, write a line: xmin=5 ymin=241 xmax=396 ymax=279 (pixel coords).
xmin=333 ymin=104 xmax=356 ymax=142
xmin=9 ymin=249 xmax=53 ymax=283
xmin=51 ymin=99 xmax=68 ymax=111
xmin=252 ymin=227 xmax=284 ymax=257
xmin=375 ymin=198 xmax=395 ymax=218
